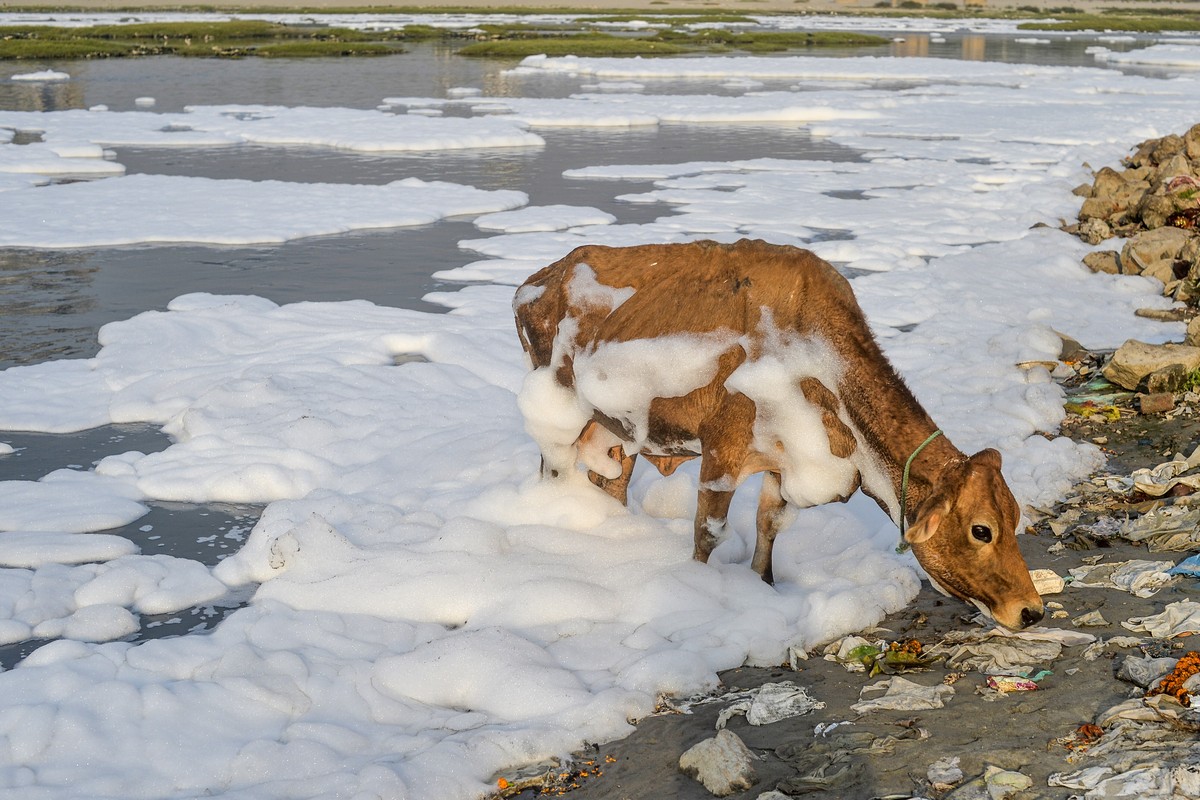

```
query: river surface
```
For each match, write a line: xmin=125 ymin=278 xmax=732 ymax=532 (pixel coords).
xmin=0 ymin=26 xmax=1169 ymax=661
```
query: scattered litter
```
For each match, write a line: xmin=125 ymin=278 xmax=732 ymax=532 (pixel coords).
xmin=1048 ymin=766 xmax=1115 ymax=790
xmin=1068 ymin=559 xmax=1177 ymax=597
xmin=929 ymin=626 xmax=1093 ymax=673
xmin=1109 ymin=636 xmax=1144 ymax=649
xmin=1120 ymin=505 xmax=1200 ymax=552
xmin=813 ymin=721 xmax=853 ymax=737
xmin=986 ymin=675 xmax=1039 ymax=693
xmin=1030 ymin=568 xmax=1065 ymax=594
xmin=1123 ymin=600 xmax=1200 ymax=638
xmin=1145 ymin=651 xmax=1200 ymax=706
xmin=946 ymin=765 xmax=1031 ymax=800
xmin=850 ymin=676 xmax=954 ymax=713
xmin=927 ymin=755 xmax=963 ymax=791
xmin=1052 ymin=723 xmax=1106 ymax=752
xmin=825 ymin=635 xmax=880 ymax=672
xmin=1128 ymin=445 xmax=1200 ymax=497
xmin=715 ymin=682 xmax=826 ymax=729
xmin=1169 ymin=553 xmax=1200 ymax=576
xmin=1072 ymin=610 xmax=1109 ymax=627
xmin=1116 ymin=655 xmax=1177 ymax=688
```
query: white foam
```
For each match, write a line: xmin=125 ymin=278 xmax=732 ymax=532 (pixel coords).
xmin=9 ymin=70 xmax=68 ymax=82
xmin=0 ymin=34 xmax=1197 ymax=800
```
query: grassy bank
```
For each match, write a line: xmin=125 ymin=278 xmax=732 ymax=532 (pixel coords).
xmin=0 ymin=17 xmax=889 ymax=59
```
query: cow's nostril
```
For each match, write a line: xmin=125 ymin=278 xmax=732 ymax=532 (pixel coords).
xmin=1020 ymin=606 xmax=1044 ymax=628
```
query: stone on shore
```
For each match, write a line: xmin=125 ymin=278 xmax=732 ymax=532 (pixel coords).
xmin=678 ymin=729 xmax=759 ymax=796
xmin=1104 ymin=340 xmax=1200 ymax=391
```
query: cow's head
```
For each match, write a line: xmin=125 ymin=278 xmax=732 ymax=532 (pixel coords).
xmin=905 ymin=448 xmax=1044 ymax=630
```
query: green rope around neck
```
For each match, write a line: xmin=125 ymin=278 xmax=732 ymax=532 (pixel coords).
xmin=896 ymin=429 xmax=943 ymax=554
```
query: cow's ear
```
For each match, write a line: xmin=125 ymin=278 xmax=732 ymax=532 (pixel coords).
xmin=904 ymin=505 xmax=944 ymax=545
xmin=969 ymin=448 xmax=1002 ymax=469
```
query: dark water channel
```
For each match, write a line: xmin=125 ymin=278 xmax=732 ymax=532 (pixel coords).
xmin=0 ymin=30 xmax=1172 ymax=662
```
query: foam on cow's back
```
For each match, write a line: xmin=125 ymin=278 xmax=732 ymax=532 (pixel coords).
xmin=566 ymin=262 xmax=635 ymax=312
xmin=574 ymin=331 xmax=739 ymax=450
xmin=726 ymin=328 xmax=859 ymax=506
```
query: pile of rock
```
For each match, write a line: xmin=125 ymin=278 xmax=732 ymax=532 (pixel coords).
xmin=1070 ymin=122 xmax=1200 ymax=304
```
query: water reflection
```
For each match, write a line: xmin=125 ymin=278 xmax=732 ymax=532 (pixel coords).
xmin=0 ymin=75 xmax=84 ymax=112
xmin=0 ymin=250 xmax=102 ymax=366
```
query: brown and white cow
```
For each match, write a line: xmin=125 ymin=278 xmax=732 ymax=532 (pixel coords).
xmin=514 ymin=238 xmax=1044 ymax=630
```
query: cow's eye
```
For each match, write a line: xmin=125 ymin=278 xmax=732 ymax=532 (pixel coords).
xmin=971 ymin=525 xmax=993 ymax=543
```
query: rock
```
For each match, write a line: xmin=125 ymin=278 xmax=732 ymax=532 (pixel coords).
xmin=1187 ymin=122 xmax=1200 ymax=162
xmin=1077 ymin=217 xmax=1113 ymax=245
xmin=1139 ymin=191 xmax=1183 ymax=229
xmin=1153 ymin=153 xmax=1194 ymax=188
xmin=1082 ymin=250 xmax=1120 ymax=274
xmin=1055 ymin=331 xmax=1088 ymax=362
xmin=1134 ymin=307 xmax=1191 ymax=322
xmin=1104 ymin=339 xmax=1200 ymax=390
xmin=678 ymin=730 xmax=759 ymax=796
xmin=1092 ymin=166 xmax=1127 ymax=197
xmin=1141 ymin=258 xmax=1179 ymax=285
xmin=1121 ymin=227 xmax=1193 ymax=274
xmin=1186 ymin=315 xmax=1200 ymax=347
xmin=1147 ymin=363 xmax=1187 ymax=394
xmin=1138 ymin=392 xmax=1176 ymax=415
xmin=1079 ymin=195 xmax=1119 ymax=222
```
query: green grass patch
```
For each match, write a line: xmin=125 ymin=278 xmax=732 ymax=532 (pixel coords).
xmin=459 ymin=27 xmax=888 ymax=59
xmin=575 ymin=13 xmax=758 ymax=24
xmin=458 ymin=35 xmax=688 ymax=58
xmin=0 ymin=20 xmax=409 ymax=59
xmin=674 ymin=29 xmax=889 ymax=50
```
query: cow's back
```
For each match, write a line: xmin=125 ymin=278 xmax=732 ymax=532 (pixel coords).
xmin=514 ymin=239 xmax=862 ymax=364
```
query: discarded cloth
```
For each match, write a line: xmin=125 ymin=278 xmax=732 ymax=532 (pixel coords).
xmin=930 ymin=626 xmax=1094 ymax=673
xmin=1121 ymin=506 xmax=1200 ymax=552
xmin=946 ymin=765 xmax=1031 ymax=800
xmin=1123 ymin=599 xmax=1200 ymax=638
xmin=850 ymin=676 xmax=953 ymax=713
xmin=1129 ymin=445 xmax=1200 ymax=496
xmin=715 ymin=682 xmax=825 ymax=729
xmin=1068 ymin=559 xmax=1177 ymax=597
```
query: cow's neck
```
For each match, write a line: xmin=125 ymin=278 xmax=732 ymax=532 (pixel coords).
xmin=837 ymin=347 xmax=963 ymax=528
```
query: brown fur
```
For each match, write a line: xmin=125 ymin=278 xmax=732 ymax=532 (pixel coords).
xmin=515 ymin=239 xmax=1044 ymax=630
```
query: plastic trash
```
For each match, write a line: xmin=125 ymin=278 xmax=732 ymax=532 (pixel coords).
xmin=1120 ymin=506 xmax=1200 ymax=552
xmin=928 ymin=755 xmax=963 ymax=790
xmin=715 ymin=682 xmax=826 ymax=729
xmin=1030 ymin=568 xmax=1065 ymax=594
xmin=1128 ymin=445 xmax=1200 ymax=497
xmin=1169 ymin=553 xmax=1200 ymax=576
xmin=946 ymin=765 xmax=1031 ymax=800
xmin=850 ymin=676 xmax=954 ymax=713
xmin=1072 ymin=610 xmax=1109 ymax=627
xmin=1068 ymin=559 xmax=1177 ymax=597
xmin=1123 ymin=599 xmax=1200 ymax=638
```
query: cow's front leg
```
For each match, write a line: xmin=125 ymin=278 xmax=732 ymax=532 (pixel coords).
xmin=694 ymin=484 xmax=733 ymax=564
xmin=752 ymin=471 xmax=787 ymax=584
xmin=588 ymin=446 xmax=637 ymax=506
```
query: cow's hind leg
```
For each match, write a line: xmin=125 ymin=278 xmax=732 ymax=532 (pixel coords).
xmin=588 ymin=445 xmax=637 ymax=505
xmin=752 ymin=471 xmax=787 ymax=584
